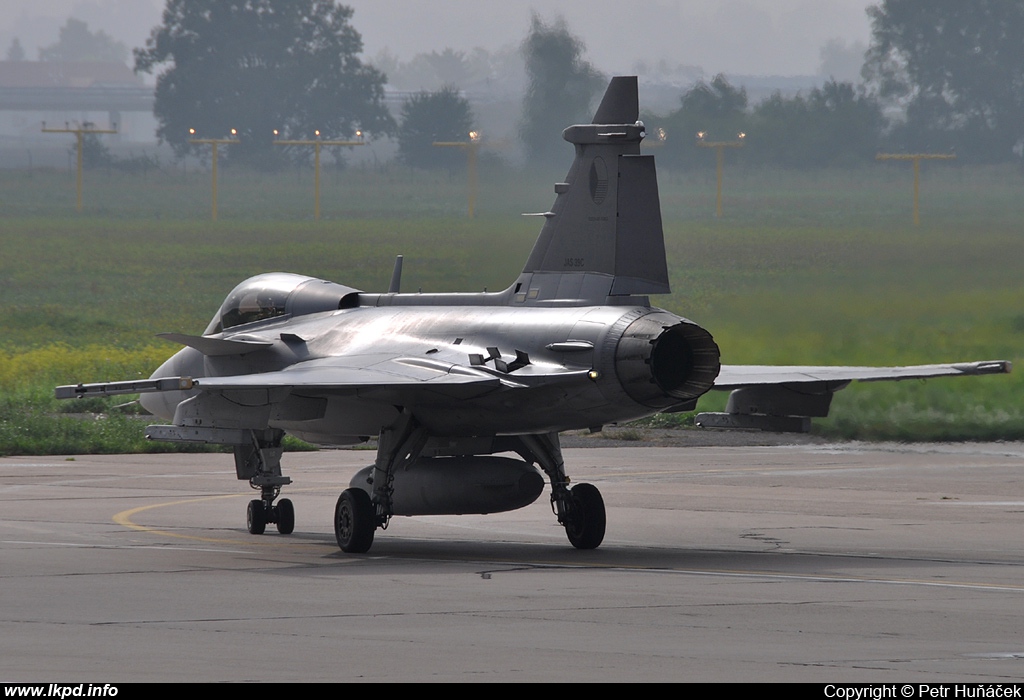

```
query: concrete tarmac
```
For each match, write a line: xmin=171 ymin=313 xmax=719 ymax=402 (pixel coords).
xmin=3 ymin=442 xmax=1024 ymax=682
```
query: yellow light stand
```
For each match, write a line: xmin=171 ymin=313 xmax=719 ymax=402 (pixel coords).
xmin=188 ymin=130 xmax=240 ymax=221
xmin=433 ymin=132 xmax=483 ymax=218
xmin=876 ymin=153 xmax=956 ymax=226
xmin=696 ymin=132 xmax=745 ymax=218
xmin=42 ymin=121 xmax=118 ymax=212
xmin=274 ymin=131 xmax=365 ymax=220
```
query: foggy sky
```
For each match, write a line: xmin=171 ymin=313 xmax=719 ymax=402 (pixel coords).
xmin=1 ymin=0 xmax=874 ymax=77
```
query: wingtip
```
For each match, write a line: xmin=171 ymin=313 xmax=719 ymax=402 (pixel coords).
xmin=954 ymin=360 xmax=1012 ymax=375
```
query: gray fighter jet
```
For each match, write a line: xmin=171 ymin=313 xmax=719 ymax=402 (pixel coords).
xmin=57 ymin=77 xmax=1010 ymax=553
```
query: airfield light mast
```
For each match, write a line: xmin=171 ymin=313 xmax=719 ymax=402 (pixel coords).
xmin=273 ymin=130 xmax=366 ymax=220
xmin=875 ymin=152 xmax=956 ymax=226
xmin=41 ymin=121 xmax=118 ymax=212
xmin=644 ymin=127 xmax=668 ymax=149
xmin=696 ymin=131 xmax=745 ymax=218
xmin=188 ymin=128 xmax=241 ymax=221
xmin=433 ymin=130 xmax=483 ymax=218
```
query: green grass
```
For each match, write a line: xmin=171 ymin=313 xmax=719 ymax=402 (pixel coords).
xmin=1 ymin=162 xmax=1022 ymax=451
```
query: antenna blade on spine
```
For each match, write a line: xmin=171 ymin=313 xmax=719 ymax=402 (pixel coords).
xmin=388 ymin=255 xmax=404 ymax=294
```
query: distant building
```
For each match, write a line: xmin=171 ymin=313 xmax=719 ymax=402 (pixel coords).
xmin=0 ymin=60 xmax=155 ymax=144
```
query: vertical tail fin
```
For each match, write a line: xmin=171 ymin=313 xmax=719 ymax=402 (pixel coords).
xmin=516 ymin=76 xmax=669 ymax=305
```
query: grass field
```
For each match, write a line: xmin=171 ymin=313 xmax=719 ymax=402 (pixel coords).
xmin=1 ymin=159 xmax=1022 ymax=453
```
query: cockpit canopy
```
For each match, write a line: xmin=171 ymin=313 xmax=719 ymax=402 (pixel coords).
xmin=204 ymin=272 xmax=361 ymax=335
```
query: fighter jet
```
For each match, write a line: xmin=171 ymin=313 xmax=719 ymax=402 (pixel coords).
xmin=56 ymin=77 xmax=1010 ymax=553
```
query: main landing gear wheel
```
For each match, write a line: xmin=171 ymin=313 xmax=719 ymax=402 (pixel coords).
xmin=275 ymin=498 xmax=295 ymax=535
xmin=564 ymin=483 xmax=606 ymax=550
xmin=247 ymin=499 xmax=267 ymax=535
xmin=335 ymin=488 xmax=375 ymax=553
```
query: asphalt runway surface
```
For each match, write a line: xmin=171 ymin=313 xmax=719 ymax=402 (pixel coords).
xmin=3 ymin=441 xmax=1024 ymax=682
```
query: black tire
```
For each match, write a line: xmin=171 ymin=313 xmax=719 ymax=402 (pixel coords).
xmin=276 ymin=498 xmax=295 ymax=535
xmin=335 ymin=488 xmax=375 ymax=553
xmin=564 ymin=483 xmax=606 ymax=550
xmin=247 ymin=499 xmax=267 ymax=535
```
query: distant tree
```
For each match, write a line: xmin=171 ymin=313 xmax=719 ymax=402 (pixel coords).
xmin=423 ymin=49 xmax=471 ymax=87
xmin=680 ymin=74 xmax=748 ymax=123
xmin=746 ymin=91 xmax=807 ymax=167
xmin=380 ymin=53 xmax=431 ymax=91
xmin=806 ymin=80 xmax=883 ymax=162
xmin=519 ymin=14 xmax=604 ymax=164
xmin=658 ymin=75 xmax=749 ymax=169
xmin=749 ymin=80 xmax=882 ymax=167
xmin=485 ymin=44 xmax=527 ymax=94
xmin=134 ymin=0 xmax=394 ymax=163
xmin=371 ymin=48 xmax=401 ymax=83
xmin=398 ymin=86 xmax=474 ymax=170
xmin=864 ymin=0 xmax=1024 ymax=162
xmin=818 ymin=38 xmax=867 ymax=83
xmin=6 ymin=38 xmax=25 ymax=62
xmin=76 ymin=131 xmax=114 ymax=170
xmin=39 ymin=18 xmax=128 ymax=64
xmin=378 ymin=47 xmax=508 ymax=92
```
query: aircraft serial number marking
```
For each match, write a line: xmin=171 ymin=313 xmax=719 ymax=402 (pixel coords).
xmin=564 ymin=257 xmax=585 ymax=268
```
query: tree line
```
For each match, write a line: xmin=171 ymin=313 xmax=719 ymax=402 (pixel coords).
xmin=42 ymin=0 xmax=1023 ymax=170
xmin=650 ymin=75 xmax=887 ymax=169
xmin=652 ymin=0 xmax=1024 ymax=169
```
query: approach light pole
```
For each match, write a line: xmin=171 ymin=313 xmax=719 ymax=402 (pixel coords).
xmin=433 ymin=131 xmax=483 ymax=218
xmin=273 ymin=130 xmax=366 ymax=220
xmin=42 ymin=121 xmax=118 ymax=212
xmin=875 ymin=152 xmax=956 ymax=226
xmin=644 ymin=127 xmax=668 ymax=149
xmin=188 ymin=128 xmax=240 ymax=221
xmin=697 ymin=131 xmax=745 ymax=218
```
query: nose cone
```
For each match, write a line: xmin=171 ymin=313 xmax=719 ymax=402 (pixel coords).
xmin=139 ymin=347 xmax=205 ymax=421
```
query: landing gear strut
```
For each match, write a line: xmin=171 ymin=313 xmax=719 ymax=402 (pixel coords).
xmin=333 ymin=410 xmax=428 ymax=553
xmin=517 ymin=432 xmax=606 ymax=550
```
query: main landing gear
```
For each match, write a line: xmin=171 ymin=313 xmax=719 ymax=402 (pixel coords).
xmin=328 ymin=425 xmax=608 ymax=554
xmin=517 ymin=433 xmax=606 ymax=550
xmin=334 ymin=410 xmax=428 ymax=553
